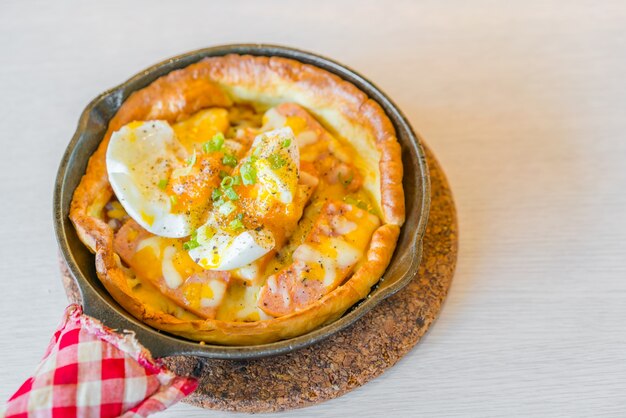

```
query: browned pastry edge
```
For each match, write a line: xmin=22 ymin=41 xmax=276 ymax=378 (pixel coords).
xmin=69 ymin=54 xmax=405 ymax=344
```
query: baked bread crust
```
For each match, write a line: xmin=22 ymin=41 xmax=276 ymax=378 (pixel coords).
xmin=70 ymin=54 xmax=405 ymax=345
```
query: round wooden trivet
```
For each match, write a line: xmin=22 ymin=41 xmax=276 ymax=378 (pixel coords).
xmin=60 ymin=144 xmax=457 ymax=413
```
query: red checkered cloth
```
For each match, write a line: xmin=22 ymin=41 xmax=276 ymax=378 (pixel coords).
xmin=2 ymin=305 xmax=197 ymax=418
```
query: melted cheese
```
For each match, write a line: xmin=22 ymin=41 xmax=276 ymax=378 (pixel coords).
xmin=296 ymin=130 xmax=318 ymax=147
xmin=233 ymin=262 xmax=260 ymax=282
xmin=201 ymin=279 xmax=227 ymax=308
xmin=216 ymin=282 xmax=273 ymax=322
xmin=257 ymin=200 xmax=380 ymax=316
xmin=172 ymin=108 xmax=230 ymax=151
xmin=293 ymin=244 xmax=337 ymax=287
xmin=110 ymin=103 xmax=383 ymax=321
xmin=136 ymin=237 xmax=162 ymax=257
xmin=292 ymin=237 xmax=363 ymax=287
xmin=331 ymin=216 xmax=357 ymax=235
xmin=161 ymin=246 xmax=183 ymax=289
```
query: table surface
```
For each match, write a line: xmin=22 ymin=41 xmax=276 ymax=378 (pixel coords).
xmin=1 ymin=1 xmax=625 ymax=417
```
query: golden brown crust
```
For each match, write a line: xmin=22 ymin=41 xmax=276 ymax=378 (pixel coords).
xmin=69 ymin=54 xmax=405 ymax=345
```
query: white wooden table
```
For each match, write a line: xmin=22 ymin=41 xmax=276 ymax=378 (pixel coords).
xmin=1 ymin=1 xmax=625 ymax=416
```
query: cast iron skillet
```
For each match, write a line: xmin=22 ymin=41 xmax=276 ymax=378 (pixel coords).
xmin=53 ymin=44 xmax=430 ymax=359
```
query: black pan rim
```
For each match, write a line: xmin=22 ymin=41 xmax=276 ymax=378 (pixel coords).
xmin=53 ymin=43 xmax=431 ymax=359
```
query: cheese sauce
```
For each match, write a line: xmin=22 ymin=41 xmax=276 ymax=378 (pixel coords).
xmin=107 ymin=102 xmax=381 ymax=321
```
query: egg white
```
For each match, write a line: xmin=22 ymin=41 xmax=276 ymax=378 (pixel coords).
xmin=188 ymin=214 xmax=275 ymax=271
xmin=106 ymin=120 xmax=192 ymax=238
xmin=250 ymin=127 xmax=300 ymax=205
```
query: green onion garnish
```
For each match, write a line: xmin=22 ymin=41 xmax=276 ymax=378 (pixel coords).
xmin=338 ymin=171 xmax=354 ymax=186
xmin=186 ymin=151 xmax=197 ymax=166
xmin=268 ymin=153 xmax=287 ymax=170
xmin=228 ymin=218 xmax=244 ymax=231
xmin=158 ymin=179 xmax=168 ymax=190
xmin=218 ymin=200 xmax=236 ymax=216
xmin=183 ymin=230 xmax=200 ymax=250
xmin=203 ymin=132 xmax=225 ymax=153
xmin=221 ymin=176 xmax=234 ymax=188
xmin=344 ymin=195 xmax=367 ymax=211
xmin=252 ymin=144 xmax=263 ymax=158
xmin=224 ymin=187 xmax=239 ymax=201
xmin=281 ymin=138 xmax=292 ymax=148
xmin=240 ymin=161 xmax=257 ymax=185
xmin=183 ymin=239 xmax=199 ymax=250
xmin=211 ymin=188 xmax=222 ymax=201
xmin=222 ymin=153 xmax=238 ymax=167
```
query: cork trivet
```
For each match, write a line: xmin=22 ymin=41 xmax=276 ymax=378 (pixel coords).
xmin=60 ymin=144 xmax=457 ymax=413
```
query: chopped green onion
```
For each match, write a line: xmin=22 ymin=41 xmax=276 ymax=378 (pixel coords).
xmin=183 ymin=230 xmax=200 ymax=250
xmin=213 ymin=197 xmax=225 ymax=207
xmin=222 ymin=153 xmax=238 ymax=167
xmin=228 ymin=218 xmax=244 ymax=231
xmin=203 ymin=132 xmax=225 ymax=153
xmin=186 ymin=151 xmax=197 ymax=166
xmin=268 ymin=153 xmax=287 ymax=170
xmin=213 ymin=132 xmax=225 ymax=143
xmin=218 ymin=200 xmax=236 ymax=216
xmin=281 ymin=138 xmax=292 ymax=148
xmin=219 ymin=170 xmax=228 ymax=179
xmin=240 ymin=161 xmax=257 ymax=185
xmin=224 ymin=187 xmax=239 ymax=201
xmin=344 ymin=195 xmax=368 ymax=211
xmin=252 ymin=145 xmax=263 ymax=158
xmin=221 ymin=176 xmax=234 ymax=188
xmin=158 ymin=179 xmax=168 ymax=190
xmin=211 ymin=188 xmax=222 ymax=201
xmin=338 ymin=171 xmax=354 ymax=186
xmin=220 ymin=176 xmax=240 ymax=201
xmin=183 ymin=239 xmax=200 ymax=250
